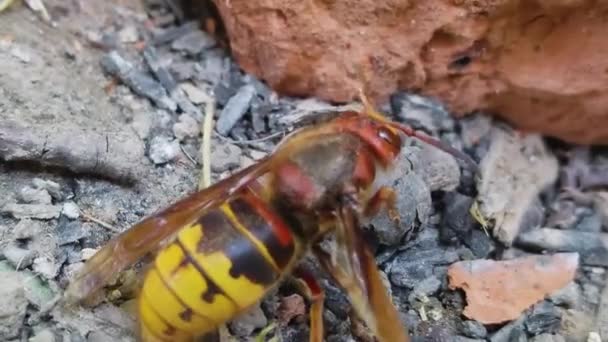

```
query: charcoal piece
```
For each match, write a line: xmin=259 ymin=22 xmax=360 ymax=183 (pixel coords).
xmin=440 ymin=192 xmax=476 ymax=243
xmin=489 ymin=315 xmax=526 ymax=342
xmin=171 ymin=30 xmax=216 ymax=55
xmin=100 ymin=51 xmax=176 ymax=111
xmin=216 ymin=85 xmax=256 ymax=135
xmin=459 ymin=320 xmax=487 ymax=339
xmin=515 ymin=227 xmax=608 ymax=266
xmin=463 ymin=228 xmax=495 ymax=258
xmin=525 ymin=302 xmax=561 ymax=336
xmin=390 ymin=247 xmax=459 ymax=288
xmin=142 ymin=45 xmax=177 ymax=92
xmin=55 ymin=219 xmax=88 ymax=245
xmin=152 ymin=21 xmax=199 ymax=45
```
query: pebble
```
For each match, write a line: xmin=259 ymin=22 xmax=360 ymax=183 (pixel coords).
xmin=463 ymin=228 xmax=494 ymax=259
xmin=196 ymin=53 xmax=227 ymax=86
xmin=440 ymin=192 xmax=476 ymax=243
xmin=390 ymin=247 xmax=459 ymax=288
xmin=549 ymin=281 xmax=582 ymax=308
xmin=100 ymin=51 xmax=177 ymax=111
xmin=171 ymin=30 xmax=216 ymax=55
xmin=370 ymin=172 xmax=431 ymax=246
xmin=56 ymin=221 xmax=87 ymax=245
xmin=460 ymin=114 xmax=492 ymax=148
xmin=13 ymin=219 xmax=43 ymax=240
xmin=3 ymin=244 xmax=36 ymax=269
xmin=180 ymin=83 xmax=210 ymax=105
xmin=411 ymin=276 xmax=442 ymax=297
xmin=0 ymin=266 xmax=28 ymax=340
xmin=229 ymin=304 xmax=267 ymax=337
xmin=529 ymin=333 xmax=566 ymax=342
xmin=18 ymin=186 xmax=52 ymax=204
xmin=1 ymin=204 xmax=62 ymax=220
xmin=148 ymin=136 xmax=180 ymax=164
xmin=117 ymin=26 xmax=139 ymax=44
xmin=33 ymin=256 xmax=60 ymax=280
xmin=28 ymin=328 xmax=56 ymax=342
xmin=210 ymin=142 xmax=242 ymax=173
xmin=525 ymin=302 xmax=561 ymax=335
xmin=142 ymin=45 xmax=177 ymax=93
xmin=170 ymin=61 xmax=197 ymax=82
xmin=489 ymin=315 xmax=526 ymax=342
xmin=172 ymin=114 xmax=200 ymax=141
xmin=515 ymin=228 xmax=608 ymax=266
xmin=81 ymin=248 xmax=98 ymax=260
xmin=459 ymin=320 xmax=487 ymax=339
xmin=216 ymin=85 xmax=256 ymax=135
xmin=448 ymin=253 xmax=579 ymax=324
xmin=474 ymin=126 xmax=559 ymax=246
xmin=408 ymin=143 xmax=461 ymax=192
xmin=61 ymin=202 xmax=80 ymax=219
xmin=31 ymin=179 xmax=62 ymax=200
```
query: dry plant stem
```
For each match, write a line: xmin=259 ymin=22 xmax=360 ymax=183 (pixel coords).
xmin=0 ymin=0 xmax=15 ymax=12
xmin=81 ymin=212 xmax=121 ymax=233
xmin=199 ymin=97 xmax=215 ymax=190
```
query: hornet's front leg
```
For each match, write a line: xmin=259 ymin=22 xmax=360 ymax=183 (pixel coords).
xmin=292 ymin=266 xmax=325 ymax=342
xmin=364 ymin=186 xmax=399 ymax=223
xmin=313 ymin=191 xmax=410 ymax=342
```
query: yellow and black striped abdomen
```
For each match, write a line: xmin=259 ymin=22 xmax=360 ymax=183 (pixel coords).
xmin=138 ymin=194 xmax=298 ymax=341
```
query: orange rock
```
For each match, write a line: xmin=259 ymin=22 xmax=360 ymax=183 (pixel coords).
xmin=447 ymin=253 xmax=579 ymax=324
xmin=211 ymin=0 xmax=608 ymax=144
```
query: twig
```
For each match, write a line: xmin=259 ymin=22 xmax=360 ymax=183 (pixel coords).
xmin=81 ymin=212 xmax=121 ymax=233
xmin=179 ymin=144 xmax=198 ymax=166
xmin=199 ymin=96 xmax=215 ymax=190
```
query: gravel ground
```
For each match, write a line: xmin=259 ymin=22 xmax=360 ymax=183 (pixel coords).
xmin=0 ymin=1 xmax=606 ymax=342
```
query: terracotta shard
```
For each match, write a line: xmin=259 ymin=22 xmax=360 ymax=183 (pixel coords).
xmin=447 ymin=253 xmax=579 ymax=324
xmin=211 ymin=0 xmax=608 ymax=144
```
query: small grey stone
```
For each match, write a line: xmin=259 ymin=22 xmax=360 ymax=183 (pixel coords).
xmin=172 ymin=114 xmax=200 ymax=141
xmin=29 ymin=328 xmax=56 ymax=342
xmin=216 ymin=85 xmax=256 ymax=135
xmin=549 ymin=281 xmax=582 ymax=308
xmin=33 ymin=256 xmax=60 ymax=280
xmin=489 ymin=315 xmax=526 ymax=342
xmin=576 ymin=212 xmax=603 ymax=232
xmin=370 ymin=172 xmax=431 ymax=245
xmin=2 ymin=204 xmax=61 ymax=220
xmin=170 ymin=61 xmax=197 ymax=82
xmin=390 ymin=247 xmax=459 ymax=288
xmin=463 ymin=228 xmax=495 ymax=258
xmin=529 ymin=334 xmax=566 ymax=342
xmin=229 ymin=304 xmax=267 ymax=337
xmin=210 ymin=142 xmax=242 ymax=173
xmin=2 ymin=244 xmax=36 ymax=269
xmin=13 ymin=219 xmax=43 ymax=240
xmin=18 ymin=186 xmax=52 ymax=204
xmin=525 ymin=302 xmax=562 ymax=335
xmin=148 ymin=136 xmax=180 ymax=164
xmin=117 ymin=26 xmax=139 ymax=44
xmin=31 ymin=179 xmax=62 ymax=200
xmin=56 ymin=221 xmax=88 ymax=245
xmin=460 ymin=114 xmax=492 ymax=148
xmin=408 ymin=143 xmax=461 ymax=192
xmin=440 ymin=192 xmax=476 ymax=243
xmin=100 ymin=51 xmax=176 ymax=111
xmin=171 ymin=30 xmax=215 ymax=55
xmin=0 ymin=268 xmax=27 ymax=340
xmin=412 ymin=276 xmax=442 ymax=296
xmin=460 ymin=320 xmax=487 ymax=339
xmin=61 ymin=202 xmax=80 ymax=219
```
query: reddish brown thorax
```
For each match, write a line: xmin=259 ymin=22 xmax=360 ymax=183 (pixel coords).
xmin=271 ymin=113 xmax=404 ymax=214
